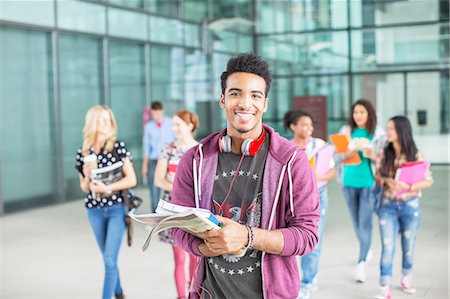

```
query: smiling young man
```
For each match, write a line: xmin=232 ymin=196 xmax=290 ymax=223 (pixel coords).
xmin=171 ymin=53 xmax=320 ymax=299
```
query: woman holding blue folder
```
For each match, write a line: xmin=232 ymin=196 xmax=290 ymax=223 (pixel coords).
xmin=374 ymin=116 xmax=433 ymax=299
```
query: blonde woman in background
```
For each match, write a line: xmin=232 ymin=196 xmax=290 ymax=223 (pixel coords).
xmin=154 ymin=110 xmax=199 ymax=299
xmin=75 ymin=105 xmax=137 ymax=299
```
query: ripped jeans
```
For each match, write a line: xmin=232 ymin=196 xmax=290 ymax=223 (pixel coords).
xmin=377 ymin=197 xmax=422 ymax=286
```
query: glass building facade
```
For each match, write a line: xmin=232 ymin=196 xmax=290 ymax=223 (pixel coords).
xmin=0 ymin=0 xmax=449 ymax=213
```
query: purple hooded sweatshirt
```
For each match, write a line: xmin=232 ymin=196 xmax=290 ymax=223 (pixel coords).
xmin=171 ymin=125 xmax=320 ymax=299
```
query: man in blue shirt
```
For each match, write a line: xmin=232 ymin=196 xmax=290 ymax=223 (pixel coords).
xmin=141 ymin=101 xmax=175 ymax=212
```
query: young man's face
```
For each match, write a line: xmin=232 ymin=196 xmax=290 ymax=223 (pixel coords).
xmin=220 ymin=72 xmax=268 ymax=139
xmin=151 ymin=109 xmax=164 ymax=123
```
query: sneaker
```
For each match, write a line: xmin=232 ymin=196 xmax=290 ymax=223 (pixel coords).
xmin=353 ymin=261 xmax=366 ymax=283
xmin=310 ymin=276 xmax=319 ymax=292
xmin=298 ymin=285 xmax=311 ymax=299
xmin=374 ymin=285 xmax=391 ymax=299
xmin=401 ymin=274 xmax=417 ymax=294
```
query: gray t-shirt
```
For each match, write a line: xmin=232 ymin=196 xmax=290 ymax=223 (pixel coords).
xmin=201 ymin=136 xmax=269 ymax=299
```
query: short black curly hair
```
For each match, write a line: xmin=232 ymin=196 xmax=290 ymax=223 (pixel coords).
xmin=220 ymin=52 xmax=272 ymax=97
xmin=283 ymin=110 xmax=314 ymax=132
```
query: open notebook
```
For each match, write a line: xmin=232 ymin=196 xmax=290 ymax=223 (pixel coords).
xmin=129 ymin=201 xmax=222 ymax=251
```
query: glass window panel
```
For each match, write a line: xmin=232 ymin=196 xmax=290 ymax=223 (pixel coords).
xmin=352 ymin=24 xmax=449 ymax=71
xmin=59 ymin=34 xmax=104 ymax=199
xmin=147 ymin=0 xmax=180 ymax=18
xmin=406 ymin=71 xmax=449 ymax=163
xmin=256 ymin=0 xmax=291 ymax=33
xmin=213 ymin=30 xmax=238 ymax=52
xmin=184 ymin=49 xmax=212 ymax=138
xmin=109 ymin=40 xmax=146 ymax=180
xmin=265 ymin=78 xmax=290 ymax=134
xmin=108 ymin=8 xmax=147 ymax=40
xmin=149 ymin=16 xmax=183 ymax=45
xmin=57 ymin=0 xmax=106 ymax=34
xmin=212 ymin=0 xmax=235 ymax=19
xmin=259 ymin=34 xmax=296 ymax=69
xmin=236 ymin=0 xmax=251 ymax=20
xmin=150 ymin=45 xmax=184 ymax=116
xmin=260 ymin=31 xmax=348 ymax=75
xmin=183 ymin=0 xmax=208 ymax=22
xmin=184 ymin=22 xmax=201 ymax=48
xmin=212 ymin=53 xmax=231 ymax=131
xmin=293 ymin=76 xmax=350 ymax=135
xmin=258 ymin=36 xmax=280 ymax=61
xmin=257 ymin=1 xmax=274 ymax=33
xmin=257 ymin=0 xmax=347 ymax=33
xmin=238 ymin=34 xmax=252 ymax=52
xmin=299 ymin=31 xmax=349 ymax=73
xmin=407 ymin=72 xmax=441 ymax=135
xmin=273 ymin=61 xmax=294 ymax=77
xmin=352 ymin=74 xmax=405 ymax=128
xmin=273 ymin=78 xmax=291 ymax=123
xmin=351 ymin=0 xmax=442 ymax=27
xmin=109 ymin=0 xmax=144 ymax=10
xmin=273 ymin=1 xmax=291 ymax=33
xmin=291 ymin=0 xmax=347 ymax=31
xmin=0 ymin=28 xmax=57 ymax=209
xmin=291 ymin=34 xmax=307 ymax=67
xmin=440 ymin=71 xmax=450 ymax=134
xmin=0 ymin=0 xmax=55 ymax=27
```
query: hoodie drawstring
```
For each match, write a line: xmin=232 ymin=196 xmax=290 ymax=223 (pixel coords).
xmin=192 ymin=144 xmax=204 ymax=208
xmin=192 ymin=159 xmax=199 ymax=209
xmin=268 ymin=150 xmax=298 ymax=230
xmin=286 ymin=151 xmax=297 ymax=217
xmin=268 ymin=165 xmax=286 ymax=231
xmin=198 ymin=144 xmax=204 ymax=201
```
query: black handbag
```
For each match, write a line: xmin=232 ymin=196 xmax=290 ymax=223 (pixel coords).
xmin=123 ymin=190 xmax=143 ymax=246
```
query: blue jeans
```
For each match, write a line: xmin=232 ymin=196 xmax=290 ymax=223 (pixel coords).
xmin=300 ymin=186 xmax=329 ymax=286
xmin=148 ymin=159 xmax=161 ymax=213
xmin=343 ymin=186 xmax=377 ymax=262
xmin=87 ymin=204 xmax=126 ymax=299
xmin=377 ymin=197 xmax=422 ymax=286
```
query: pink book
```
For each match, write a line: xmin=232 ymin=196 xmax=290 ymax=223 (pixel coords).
xmin=395 ymin=161 xmax=430 ymax=196
xmin=315 ymin=145 xmax=335 ymax=188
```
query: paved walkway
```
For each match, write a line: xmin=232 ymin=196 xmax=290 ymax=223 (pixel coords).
xmin=1 ymin=166 xmax=448 ymax=298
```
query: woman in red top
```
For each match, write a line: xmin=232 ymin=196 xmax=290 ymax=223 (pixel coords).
xmin=154 ymin=110 xmax=200 ymax=299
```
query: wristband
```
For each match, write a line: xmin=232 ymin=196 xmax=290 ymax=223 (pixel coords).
xmin=245 ymin=225 xmax=254 ymax=251
xmin=232 ymin=225 xmax=255 ymax=258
